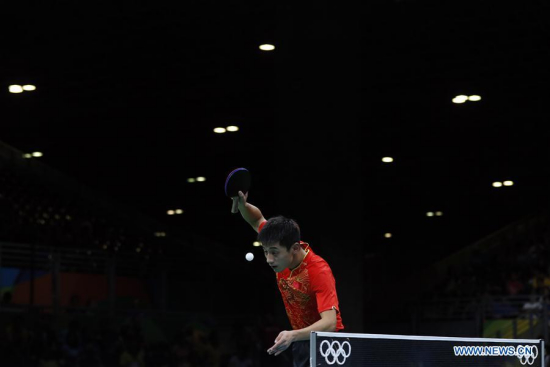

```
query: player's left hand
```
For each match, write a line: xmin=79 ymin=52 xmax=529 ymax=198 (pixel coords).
xmin=267 ymin=330 xmax=296 ymax=356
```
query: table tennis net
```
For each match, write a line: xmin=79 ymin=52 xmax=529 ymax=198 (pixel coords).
xmin=310 ymin=332 xmax=544 ymax=367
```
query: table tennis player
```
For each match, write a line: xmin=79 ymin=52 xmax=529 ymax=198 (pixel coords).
xmin=233 ymin=190 xmax=344 ymax=367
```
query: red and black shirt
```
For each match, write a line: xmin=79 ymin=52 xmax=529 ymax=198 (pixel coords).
xmin=259 ymin=222 xmax=344 ymax=331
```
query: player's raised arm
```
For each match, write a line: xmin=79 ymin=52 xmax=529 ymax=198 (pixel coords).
xmin=234 ymin=191 xmax=266 ymax=233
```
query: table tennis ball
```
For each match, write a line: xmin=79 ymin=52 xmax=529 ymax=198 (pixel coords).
xmin=245 ymin=252 xmax=254 ymax=261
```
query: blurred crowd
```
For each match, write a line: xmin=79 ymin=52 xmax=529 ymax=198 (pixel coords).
xmin=0 ymin=165 xmax=163 ymax=257
xmin=422 ymin=215 xmax=550 ymax=319
xmin=429 ymin=216 xmax=549 ymax=299
xmin=0 ymin=307 xmax=290 ymax=367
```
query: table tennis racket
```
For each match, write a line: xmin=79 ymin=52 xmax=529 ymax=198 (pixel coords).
xmin=224 ymin=168 xmax=251 ymax=214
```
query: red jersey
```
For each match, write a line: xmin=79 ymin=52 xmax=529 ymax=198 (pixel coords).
xmin=273 ymin=241 xmax=345 ymax=331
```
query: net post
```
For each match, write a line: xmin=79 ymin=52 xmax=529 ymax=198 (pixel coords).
xmin=475 ymin=301 xmax=483 ymax=337
xmin=544 ymin=298 xmax=549 ymax=346
xmin=530 ymin=311 xmax=534 ymax=338
xmin=310 ymin=331 xmax=317 ymax=367
xmin=542 ymin=338 xmax=546 ymax=367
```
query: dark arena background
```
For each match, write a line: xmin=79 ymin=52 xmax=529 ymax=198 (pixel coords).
xmin=1 ymin=1 xmax=550 ymax=366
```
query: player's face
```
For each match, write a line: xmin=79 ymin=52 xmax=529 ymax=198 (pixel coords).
xmin=263 ymin=242 xmax=294 ymax=273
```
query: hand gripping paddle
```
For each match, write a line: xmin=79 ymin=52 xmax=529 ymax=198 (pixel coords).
xmin=224 ymin=168 xmax=251 ymax=214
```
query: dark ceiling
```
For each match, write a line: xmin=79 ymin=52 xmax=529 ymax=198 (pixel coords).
xmin=1 ymin=0 xmax=550 ymax=268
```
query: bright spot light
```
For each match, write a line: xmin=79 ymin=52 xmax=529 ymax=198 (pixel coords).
xmin=384 ymin=233 xmax=392 ymax=238
xmin=452 ymin=95 xmax=468 ymax=104
xmin=382 ymin=157 xmax=394 ymax=163
xmin=214 ymin=127 xmax=226 ymax=134
xmin=22 ymin=85 xmax=36 ymax=91
xmin=187 ymin=178 xmax=196 ymax=183
xmin=426 ymin=212 xmax=434 ymax=217
xmin=493 ymin=182 xmax=503 ymax=188
xmin=468 ymin=95 xmax=481 ymax=101
xmin=259 ymin=44 xmax=275 ymax=51
xmin=167 ymin=210 xmax=175 ymax=215
xmin=435 ymin=211 xmax=443 ymax=216
xmin=253 ymin=241 xmax=261 ymax=247
xmin=32 ymin=152 xmax=43 ymax=157
xmin=226 ymin=126 xmax=239 ymax=132
xmin=175 ymin=209 xmax=183 ymax=214
xmin=503 ymin=180 xmax=514 ymax=186
xmin=196 ymin=177 xmax=206 ymax=182
xmin=22 ymin=153 xmax=32 ymax=158
xmin=9 ymin=85 xmax=23 ymax=93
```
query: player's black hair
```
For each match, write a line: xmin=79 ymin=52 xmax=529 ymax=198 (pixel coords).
xmin=258 ymin=215 xmax=301 ymax=251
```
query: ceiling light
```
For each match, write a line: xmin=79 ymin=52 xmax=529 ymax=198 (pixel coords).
xmin=384 ymin=233 xmax=392 ymax=238
xmin=175 ymin=209 xmax=183 ymax=214
xmin=492 ymin=182 xmax=503 ymax=188
xmin=426 ymin=212 xmax=434 ymax=217
xmin=468 ymin=95 xmax=481 ymax=101
xmin=187 ymin=178 xmax=196 ymax=183
xmin=503 ymin=180 xmax=514 ymax=186
xmin=196 ymin=177 xmax=206 ymax=182
xmin=435 ymin=211 xmax=443 ymax=216
xmin=167 ymin=210 xmax=175 ymax=215
xmin=9 ymin=85 xmax=23 ymax=93
xmin=253 ymin=241 xmax=261 ymax=247
xmin=214 ymin=127 xmax=226 ymax=134
xmin=382 ymin=157 xmax=394 ymax=163
xmin=22 ymin=153 xmax=32 ymax=158
xmin=259 ymin=44 xmax=275 ymax=51
xmin=452 ymin=95 xmax=468 ymax=104
xmin=32 ymin=152 xmax=43 ymax=157
xmin=22 ymin=85 xmax=36 ymax=91
xmin=226 ymin=126 xmax=239 ymax=132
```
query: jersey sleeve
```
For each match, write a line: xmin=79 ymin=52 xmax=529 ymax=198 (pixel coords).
xmin=258 ymin=220 xmax=267 ymax=232
xmin=309 ymin=264 xmax=341 ymax=315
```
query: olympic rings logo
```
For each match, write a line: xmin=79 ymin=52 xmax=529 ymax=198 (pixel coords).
xmin=517 ymin=345 xmax=538 ymax=366
xmin=320 ymin=340 xmax=352 ymax=365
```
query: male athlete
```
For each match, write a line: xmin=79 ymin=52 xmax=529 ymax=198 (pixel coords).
xmin=233 ymin=191 xmax=344 ymax=367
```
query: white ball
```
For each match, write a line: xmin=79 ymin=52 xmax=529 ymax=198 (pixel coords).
xmin=245 ymin=252 xmax=254 ymax=261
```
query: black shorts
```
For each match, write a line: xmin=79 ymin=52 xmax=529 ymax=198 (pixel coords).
xmin=292 ymin=340 xmax=310 ymax=367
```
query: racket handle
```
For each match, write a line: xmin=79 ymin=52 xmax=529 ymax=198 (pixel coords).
xmin=231 ymin=197 xmax=239 ymax=214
